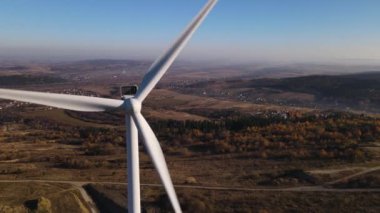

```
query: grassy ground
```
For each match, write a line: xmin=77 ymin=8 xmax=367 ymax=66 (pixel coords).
xmin=0 ymin=182 xmax=89 ymax=213
xmin=86 ymin=184 xmax=380 ymax=213
xmin=0 ymin=87 xmax=379 ymax=212
xmin=23 ymin=109 xmax=115 ymax=128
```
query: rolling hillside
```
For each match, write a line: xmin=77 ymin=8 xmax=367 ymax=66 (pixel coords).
xmin=182 ymin=72 xmax=380 ymax=112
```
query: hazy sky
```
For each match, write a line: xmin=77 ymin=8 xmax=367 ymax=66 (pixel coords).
xmin=1 ymin=0 xmax=380 ymax=63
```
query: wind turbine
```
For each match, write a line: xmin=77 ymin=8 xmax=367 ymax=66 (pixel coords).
xmin=0 ymin=0 xmax=218 ymax=212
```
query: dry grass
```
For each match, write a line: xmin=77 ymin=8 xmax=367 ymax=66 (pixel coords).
xmin=146 ymin=89 xmax=311 ymax=114
xmin=0 ymin=182 xmax=88 ymax=213
xmin=86 ymin=184 xmax=380 ymax=213
xmin=22 ymin=109 xmax=115 ymax=128
xmin=0 ymin=84 xmax=379 ymax=212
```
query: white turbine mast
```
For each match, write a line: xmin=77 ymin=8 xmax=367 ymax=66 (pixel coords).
xmin=0 ymin=0 xmax=218 ymax=212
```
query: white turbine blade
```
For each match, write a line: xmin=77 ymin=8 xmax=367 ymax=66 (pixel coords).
xmin=0 ymin=88 xmax=125 ymax=112
xmin=136 ymin=0 xmax=218 ymax=102
xmin=131 ymin=112 xmax=182 ymax=213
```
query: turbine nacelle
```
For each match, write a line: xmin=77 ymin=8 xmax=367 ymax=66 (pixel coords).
xmin=121 ymin=85 xmax=139 ymax=100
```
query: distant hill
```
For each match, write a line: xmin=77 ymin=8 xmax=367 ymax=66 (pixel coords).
xmin=0 ymin=66 xmax=28 ymax=71
xmin=182 ymin=72 xmax=380 ymax=112
xmin=0 ymin=75 xmax=65 ymax=87
xmin=251 ymin=72 xmax=380 ymax=104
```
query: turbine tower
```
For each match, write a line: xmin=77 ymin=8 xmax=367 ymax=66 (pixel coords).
xmin=0 ymin=0 xmax=218 ymax=212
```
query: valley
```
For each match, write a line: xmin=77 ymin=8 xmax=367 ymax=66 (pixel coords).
xmin=0 ymin=61 xmax=379 ymax=212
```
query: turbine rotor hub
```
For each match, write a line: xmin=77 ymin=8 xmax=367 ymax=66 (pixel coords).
xmin=124 ymin=98 xmax=142 ymax=114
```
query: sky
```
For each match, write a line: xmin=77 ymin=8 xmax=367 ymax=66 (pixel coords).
xmin=1 ymin=0 xmax=380 ymax=64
